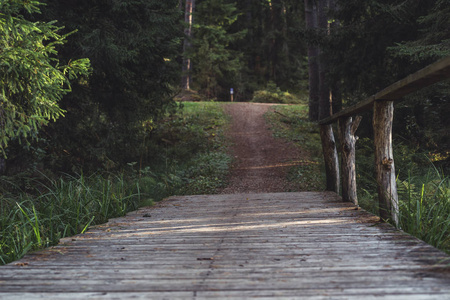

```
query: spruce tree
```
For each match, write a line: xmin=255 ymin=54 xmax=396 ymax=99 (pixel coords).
xmin=0 ymin=0 xmax=90 ymax=158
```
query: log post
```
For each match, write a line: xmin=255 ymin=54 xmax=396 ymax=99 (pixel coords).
xmin=320 ymin=124 xmax=339 ymax=193
xmin=373 ymin=100 xmax=399 ymax=226
xmin=338 ymin=116 xmax=361 ymax=205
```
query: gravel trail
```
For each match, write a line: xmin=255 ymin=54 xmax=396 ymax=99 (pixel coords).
xmin=219 ymin=103 xmax=305 ymax=194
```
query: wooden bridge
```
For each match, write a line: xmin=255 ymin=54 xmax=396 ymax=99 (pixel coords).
xmin=1 ymin=192 xmax=449 ymax=299
xmin=1 ymin=58 xmax=450 ymax=299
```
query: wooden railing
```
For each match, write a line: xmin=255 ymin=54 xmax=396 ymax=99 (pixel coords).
xmin=318 ymin=56 xmax=450 ymax=226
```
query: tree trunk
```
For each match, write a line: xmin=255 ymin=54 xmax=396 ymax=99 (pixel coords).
xmin=182 ymin=0 xmax=195 ymax=90
xmin=338 ymin=116 xmax=361 ymax=205
xmin=268 ymin=0 xmax=281 ymax=82
xmin=317 ymin=0 xmax=331 ymax=120
xmin=320 ymin=124 xmax=339 ymax=193
xmin=373 ymin=100 xmax=399 ymax=226
xmin=329 ymin=0 xmax=342 ymax=114
xmin=304 ymin=0 xmax=319 ymax=121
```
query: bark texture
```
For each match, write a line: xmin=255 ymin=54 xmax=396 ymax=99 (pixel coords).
xmin=373 ymin=101 xmax=399 ymax=226
xmin=338 ymin=116 xmax=361 ymax=205
xmin=320 ymin=124 xmax=339 ymax=193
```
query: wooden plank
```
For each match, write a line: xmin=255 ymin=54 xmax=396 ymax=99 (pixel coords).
xmin=0 ymin=192 xmax=449 ymax=299
xmin=319 ymin=56 xmax=450 ymax=125
xmin=0 ymin=291 xmax=446 ymax=300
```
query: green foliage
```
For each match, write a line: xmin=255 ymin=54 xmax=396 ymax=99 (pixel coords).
xmin=265 ymin=104 xmax=324 ymax=191
xmin=397 ymin=167 xmax=450 ymax=253
xmin=252 ymin=82 xmax=304 ymax=104
xmin=0 ymin=173 xmax=141 ymax=264
xmin=149 ymin=102 xmax=229 ymax=162
xmin=147 ymin=102 xmax=231 ymax=195
xmin=188 ymin=0 xmax=307 ymax=99
xmin=0 ymin=0 xmax=90 ymax=156
xmin=389 ymin=0 xmax=450 ymax=62
xmin=179 ymin=152 xmax=231 ymax=195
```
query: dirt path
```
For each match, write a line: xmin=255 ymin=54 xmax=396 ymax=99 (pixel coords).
xmin=219 ymin=102 xmax=305 ymax=194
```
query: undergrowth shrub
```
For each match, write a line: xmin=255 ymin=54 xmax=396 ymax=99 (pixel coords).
xmin=252 ymin=82 xmax=302 ymax=104
xmin=179 ymin=152 xmax=231 ymax=195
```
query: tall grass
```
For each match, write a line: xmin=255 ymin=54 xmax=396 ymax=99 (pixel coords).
xmin=0 ymin=174 xmax=141 ymax=265
xmin=397 ymin=166 xmax=450 ymax=253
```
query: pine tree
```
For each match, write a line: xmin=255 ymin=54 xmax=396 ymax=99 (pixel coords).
xmin=0 ymin=0 xmax=90 ymax=159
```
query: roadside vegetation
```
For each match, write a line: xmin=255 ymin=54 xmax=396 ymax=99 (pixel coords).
xmin=265 ymin=103 xmax=325 ymax=191
xmin=0 ymin=102 xmax=231 ymax=265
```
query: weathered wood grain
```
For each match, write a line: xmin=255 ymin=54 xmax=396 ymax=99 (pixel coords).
xmin=0 ymin=192 xmax=449 ymax=299
xmin=373 ymin=101 xmax=399 ymax=225
xmin=338 ymin=116 xmax=361 ymax=205
xmin=319 ymin=125 xmax=340 ymax=193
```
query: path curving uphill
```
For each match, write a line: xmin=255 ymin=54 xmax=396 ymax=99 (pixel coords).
xmin=220 ymin=102 xmax=304 ymax=194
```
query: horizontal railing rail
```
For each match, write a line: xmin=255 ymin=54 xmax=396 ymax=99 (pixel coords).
xmin=320 ymin=56 xmax=450 ymax=125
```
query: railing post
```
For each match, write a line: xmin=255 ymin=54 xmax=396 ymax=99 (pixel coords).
xmin=320 ymin=124 xmax=339 ymax=193
xmin=373 ymin=100 xmax=399 ymax=226
xmin=338 ymin=116 xmax=361 ymax=205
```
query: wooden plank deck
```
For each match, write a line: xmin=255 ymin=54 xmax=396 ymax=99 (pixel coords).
xmin=1 ymin=192 xmax=449 ymax=299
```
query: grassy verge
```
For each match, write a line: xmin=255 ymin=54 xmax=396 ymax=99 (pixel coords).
xmin=0 ymin=102 xmax=231 ymax=265
xmin=265 ymin=104 xmax=325 ymax=191
xmin=397 ymin=166 xmax=450 ymax=253
xmin=0 ymin=173 xmax=141 ymax=264
xmin=142 ymin=101 xmax=231 ymax=197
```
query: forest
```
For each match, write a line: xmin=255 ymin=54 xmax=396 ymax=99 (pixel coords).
xmin=0 ymin=0 xmax=449 ymax=263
